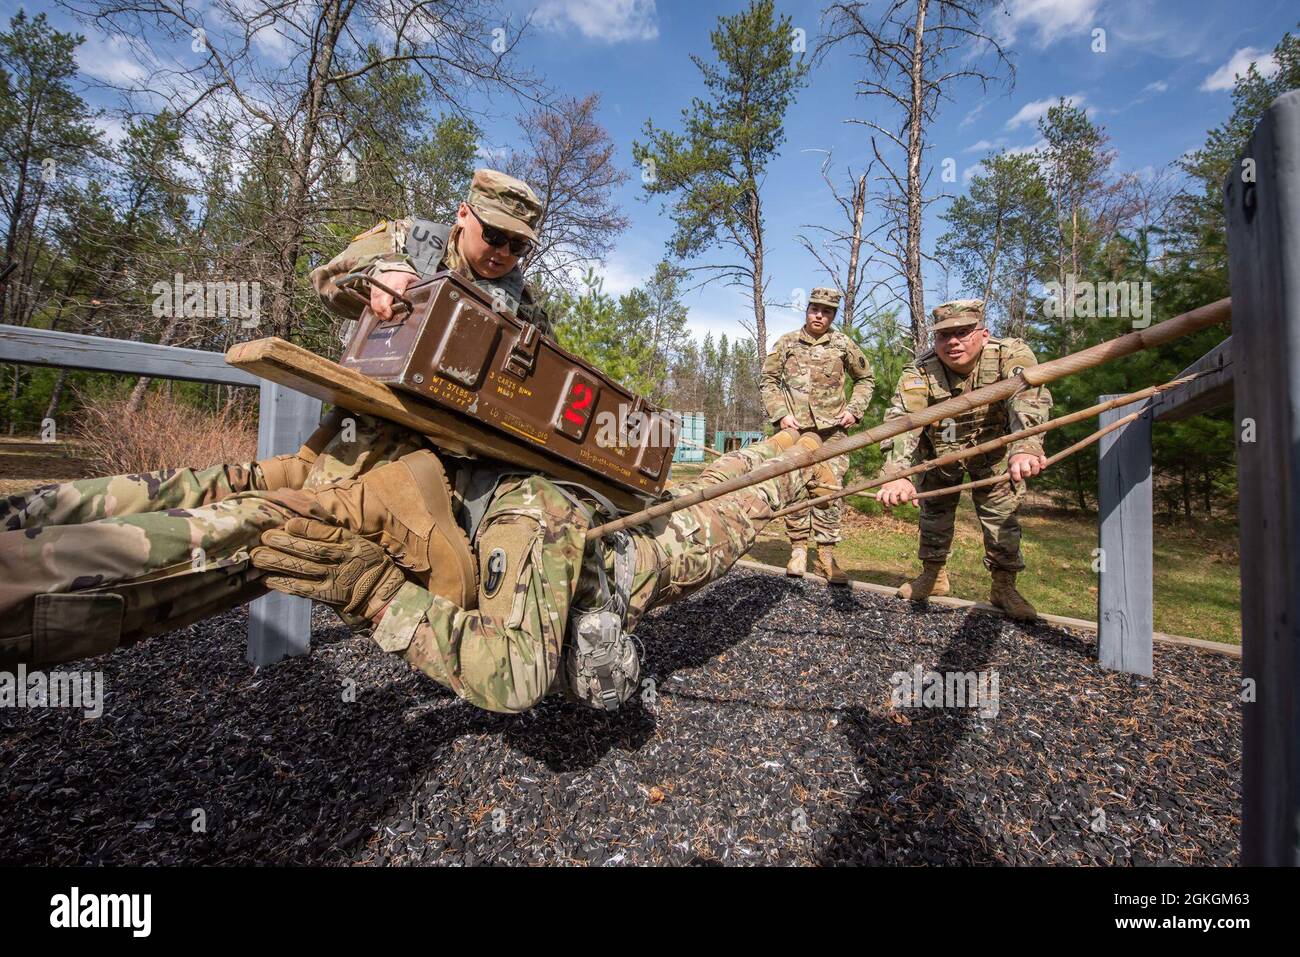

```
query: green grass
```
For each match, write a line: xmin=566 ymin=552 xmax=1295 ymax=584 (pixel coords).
xmin=745 ymin=495 xmax=1241 ymax=645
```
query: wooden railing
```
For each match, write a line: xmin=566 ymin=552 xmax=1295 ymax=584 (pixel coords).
xmin=0 ymin=324 xmax=322 ymax=667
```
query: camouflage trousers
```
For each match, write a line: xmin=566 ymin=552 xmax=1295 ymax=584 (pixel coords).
xmin=916 ymin=450 xmax=1026 ymax=572
xmin=783 ymin=426 xmax=848 ymax=545
xmin=0 ymin=413 xmax=425 ymax=665
xmin=372 ymin=429 xmax=812 ymax=713
xmin=0 ymin=415 xmax=809 ymax=684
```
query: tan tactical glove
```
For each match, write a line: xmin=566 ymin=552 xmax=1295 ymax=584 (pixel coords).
xmin=251 ymin=518 xmax=406 ymax=621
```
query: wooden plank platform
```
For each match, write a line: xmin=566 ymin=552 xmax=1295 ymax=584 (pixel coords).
xmin=225 ymin=337 xmax=654 ymax=513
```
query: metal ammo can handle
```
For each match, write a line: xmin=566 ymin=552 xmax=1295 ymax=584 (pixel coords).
xmin=338 ymin=271 xmax=415 ymax=318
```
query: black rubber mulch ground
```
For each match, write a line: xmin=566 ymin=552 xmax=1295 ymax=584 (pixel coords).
xmin=0 ymin=569 xmax=1240 ymax=865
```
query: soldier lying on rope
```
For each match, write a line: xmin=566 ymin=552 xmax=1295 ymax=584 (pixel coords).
xmin=0 ymin=416 xmax=823 ymax=714
xmin=0 ymin=169 xmax=843 ymax=714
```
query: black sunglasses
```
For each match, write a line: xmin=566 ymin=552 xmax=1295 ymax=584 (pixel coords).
xmin=468 ymin=207 xmax=534 ymax=257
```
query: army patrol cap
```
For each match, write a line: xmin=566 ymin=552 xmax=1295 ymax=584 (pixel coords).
xmin=467 ymin=169 xmax=542 ymax=243
xmin=931 ymin=298 xmax=985 ymax=331
xmin=809 ymin=287 xmax=841 ymax=311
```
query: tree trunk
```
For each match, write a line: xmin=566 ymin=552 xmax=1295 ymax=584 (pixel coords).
xmin=841 ymin=171 xmax=868 ymax=332
xmin=1181 ymin=458 xmax=1192 ymax=519
xmin=905 ymin=0 xmax=930 ymax=350
xmin=126 ymin=315 xmax=183 ymax=413
xmin=43 ymin=369 xmax=68 ymax=425
xmin=749 ymin=188 xmax=768 ymax=364
xmin=7 ymin=365 xmax=21 ymax=436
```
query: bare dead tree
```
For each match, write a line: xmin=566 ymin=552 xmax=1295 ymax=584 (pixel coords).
xmin=795 ymin=152 xmax=890 ymax=333
xmin=819 ymin=0 xmax=1013 ymax=349
xmin=506 ymin=93 xmax=629 ymax=294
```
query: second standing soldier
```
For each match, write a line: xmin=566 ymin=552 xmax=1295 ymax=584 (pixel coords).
xmin=875 ymin=299 xmax=1052 ymax=620
xmin=760 ymin=287 xmax=874 ymax=584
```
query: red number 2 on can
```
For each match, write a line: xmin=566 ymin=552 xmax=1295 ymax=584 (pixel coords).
xmin=563 ymin=382 xmax=594 ymax=424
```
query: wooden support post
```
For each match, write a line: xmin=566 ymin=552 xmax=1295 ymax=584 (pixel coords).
xmin=1097 ymin=397 xmax=1154 ymax=677
xmin=1228 ymin=89 xmax=1300 ymax=866
xmin=246 ymin=382 xmax=323 ymax=667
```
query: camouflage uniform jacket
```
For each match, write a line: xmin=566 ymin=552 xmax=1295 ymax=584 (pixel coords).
xmin=760 ymin=328 xmax=874 ymax=429
xmin=881 ymin=336 xmax=1053 ymax=480
xmin=309 ymin=218 xmax=552 ymax=333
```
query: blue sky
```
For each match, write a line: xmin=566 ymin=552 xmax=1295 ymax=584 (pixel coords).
xmin=14 ymin=0 xmax=1299 ymax=346
xmin=489 ymin=0 xmax=1296 ymax=344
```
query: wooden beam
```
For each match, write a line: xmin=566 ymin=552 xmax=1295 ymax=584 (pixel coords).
xmin=1097 ymin=398 xmax=1154 ymax=677
xmin=1151 ymin=337 xmax=1234 ymax=422
xmin=1229 ymin=88 xmax=1300 ymax=866
xmin=226 ymin=336 xmax=652 ymax=513
xmin=247 ymin=383 xmax=323 ymax=667
xmin=0 ymin=324 xmax=261 ymax=387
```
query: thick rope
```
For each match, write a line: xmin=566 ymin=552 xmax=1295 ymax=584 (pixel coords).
xmin=770 ymin=373 xmax=1196 ymax=520
xmin=588 ymin=297 xmax=1230 ymax=540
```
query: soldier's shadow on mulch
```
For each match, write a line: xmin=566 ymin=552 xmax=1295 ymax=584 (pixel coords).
xmin=818 ymin=616 xmax=1001 ymax=865
xmin=500 ymin=573 xmax=792 ymax=773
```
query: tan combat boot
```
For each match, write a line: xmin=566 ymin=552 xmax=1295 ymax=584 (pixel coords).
xmin=896 ymin=561 xmax=950 ymax=601
xmin=989 ymin=569 xmax=1037 ymax=621
xmin=786 ymin=544 xmax=808 ymax=577
xmin=814 ymin=545 xmax=850 ymax=585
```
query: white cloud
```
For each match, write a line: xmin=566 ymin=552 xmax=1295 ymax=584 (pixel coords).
xmin=963 ymin=139 xmax=996 ymax=153
xmin=77 ymin=32 xmax=147 ymax=84
xmin=598 ymin=250 xmax=650 ymax=296
xmin=1005 ymin=138 xmax=1048 ymax=157
xmin=1142 ymin=80 xmax=1169 ymax=95
xmin=93 ymin=115 xmax=128 ymax=145
xmin=474 ymin=142 xmax=509 ymax=166
xmin=992 ymin=0 xmax=1101 ymax=47
xmin=535 ymin=0 xmax=660 ymax=43
xmin=958 ymin=102 xmax=986 ymax=130
xmin=962 ymin=161 xmax=984 ymax=185
xmin=1201 ymin=47 xmax=1279 ymax=92
xmin=1004 ymin=93 xmax=1085 ymax=130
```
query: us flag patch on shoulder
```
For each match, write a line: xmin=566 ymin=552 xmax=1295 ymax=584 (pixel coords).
xmin=905 ymin=377 xmax=926 ymax=390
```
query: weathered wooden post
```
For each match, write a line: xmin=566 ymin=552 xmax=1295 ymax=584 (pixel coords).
xmin=247 ymin=381 xmax=323 ymax=666
xmin=1228 ymin=88 xmax=1300 ymax=866
xmin=1097 ymin=399 xmax=1154 ymax=677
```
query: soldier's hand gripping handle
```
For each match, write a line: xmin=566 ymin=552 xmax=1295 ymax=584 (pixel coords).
xmin=251 ymin=518 xmax=406 ymax=621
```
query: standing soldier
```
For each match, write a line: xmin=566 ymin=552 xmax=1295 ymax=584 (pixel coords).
xmin=875 ymin=299 xmax=1052 ymax=620
xmin=761 ymin=287 xmax=874 ymax=584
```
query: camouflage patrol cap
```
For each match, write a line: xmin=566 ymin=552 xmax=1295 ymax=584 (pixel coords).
xmin=809 ymin=287 xmax=841 ymax=311
xmin=931 ymin=298 xmax=985 ymax=330
xmin=467 ymin=169 xmax=542 ymax=242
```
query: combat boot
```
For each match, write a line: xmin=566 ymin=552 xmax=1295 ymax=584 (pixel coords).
xmin=814 ymin=545 xmax=850 ymax=585
xmin=990 ymin=569 xmax=1037 ymax=621
xmin=896 ymin=561 xmax=950 ymax=602
xmin=786 ymin=544 xmax=808 ymax=577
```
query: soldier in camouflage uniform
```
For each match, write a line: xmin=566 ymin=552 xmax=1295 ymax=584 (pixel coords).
xmin=0 ymin=167 xmax=547 ymax=666
xmin=0 ymin=164 xmax=826 ymax=713
xmin=0 ymin=421 xmax=820 ymax=714
xmin=875 ymin=299 xmax=1052 ymax=620
xmin=310 ymin=167 xmax=552 ymax=331
xmin=760 ymin=287 xmax=874 ymax=584
xmin=247 ymin=428 xmax=820 ymax=713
